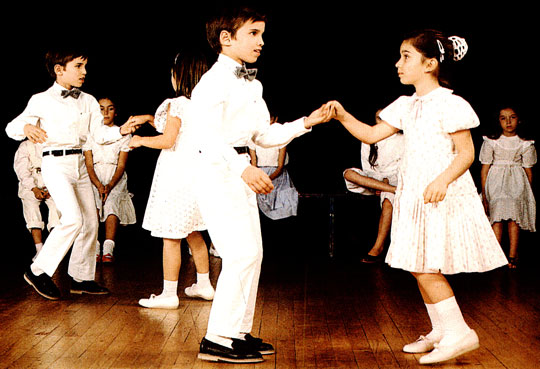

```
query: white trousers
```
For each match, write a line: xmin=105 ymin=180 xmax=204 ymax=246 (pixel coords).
xmin=32 ymin=154 xmax=98 ymax=281
xmin=195 ymin=157 xmax=263 ymax=339
xmin=20 ymin=195 xmax=60 ymax=232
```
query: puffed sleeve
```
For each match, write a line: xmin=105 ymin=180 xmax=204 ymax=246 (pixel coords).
xmin=153 ymin=99 xmax=173 ymax=134
xmin=522 ymin=140 xmax=537 ymax=168
xmin=440 ymin=95 xmax=480 ymax=133
xmin=379 ymin=96 xmax=408 ymax=130
xmin=479 ymin=136 xmax=495 ymax=164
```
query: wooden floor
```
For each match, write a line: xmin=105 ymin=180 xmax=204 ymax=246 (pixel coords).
xmin=1 ymin=197 xmax=539 ymax=369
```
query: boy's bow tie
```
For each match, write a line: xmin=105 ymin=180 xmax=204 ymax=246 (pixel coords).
xmin=235 ymin=65 xmax=257 ymax=81
xmin=61 ymin=88 xmax=81 ymax=99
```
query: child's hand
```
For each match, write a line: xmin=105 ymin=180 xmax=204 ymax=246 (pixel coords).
xmin=128 ymin=135 xmax=143 ymax=149
xmin=127 ymin=115 xmax=150 ymax=126
xmin=324 ymin=101 xmax=346 ymax=121
xmin=304 ymin=104 xmax=335 ymax=128
xmin=241 ymin=165 xmax=274 ymax=194
xmin=423 ymin=178 xmax=448 ymax=204
xmin=24 ymin=124 xmax=47 ymax=144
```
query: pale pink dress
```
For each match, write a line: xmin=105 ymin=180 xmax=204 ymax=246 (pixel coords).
xmin=380 ymin=87 xmax=507 ymax=274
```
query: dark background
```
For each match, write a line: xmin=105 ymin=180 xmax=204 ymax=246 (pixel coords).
xmin=2 ymin=2 xmax=537 ymax=262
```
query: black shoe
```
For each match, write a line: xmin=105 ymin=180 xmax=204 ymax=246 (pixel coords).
xmin=23 ymin=267 xmax=61 ymax=300
xmin=70 ymin=280 xmax=109 ymax=295
xmin=197 ymin=337 xmax=264 ymax=363
xmin=243 ymin=333 xmax=275 ymax=355
xmin=360 ymin=253 xmax=383 ymax=264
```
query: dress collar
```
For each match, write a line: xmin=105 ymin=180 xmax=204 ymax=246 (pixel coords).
xmin=412 ymin=87 xmax=452 ymax=101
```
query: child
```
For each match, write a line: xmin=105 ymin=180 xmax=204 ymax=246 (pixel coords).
xmin=14 ymin=139 xmax=61 ymax=261
xmin=326 ymin=29 xmax=508 ymax=364
xmin=129 ymin=50 xmax=215 ymax=310
xmin=84 ymin=96 xmax=137 ymax=263
xmin=248 ymin=115 xmax=299 ymax=220
xmin=6 ymin=47 xmax=139 ymax=300
xmin=188 ymin=6 xmax=334 ymax=364
xmin=343 ymin=110 xmax=403 ymax=263
xmin=480 ymin=105 xmax=536 ymax=268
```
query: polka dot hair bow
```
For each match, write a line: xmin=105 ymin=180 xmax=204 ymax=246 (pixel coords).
xmin=448 ymin=36 xmax=468 ymax=61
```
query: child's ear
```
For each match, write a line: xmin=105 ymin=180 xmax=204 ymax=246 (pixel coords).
xmin=53 ymin=64 xmax=64 ymax=76
xmin=219 ymin=30 xmax=232 ymax=46
xmin=424 ymin=58 xmax=438 ymax=73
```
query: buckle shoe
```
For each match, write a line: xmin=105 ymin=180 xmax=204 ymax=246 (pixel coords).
xmin=198 ymin=337 xmax=263 ymax=363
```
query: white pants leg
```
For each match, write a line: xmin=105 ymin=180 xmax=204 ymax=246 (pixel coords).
xmin=196 ymin=160 xmax=263 ymax=339
xmin=33 ymin=154 xmax=98 ymax=281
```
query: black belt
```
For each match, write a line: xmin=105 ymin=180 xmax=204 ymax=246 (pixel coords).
xmin=43 ymin=149 xmax=82 ymax=157
xmin=234 ymin=146 xmax=249 ymax=154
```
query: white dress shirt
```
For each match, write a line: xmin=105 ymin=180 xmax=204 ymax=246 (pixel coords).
xmin=188 ymin=54 xmax=310 ymax=176
xmin=6 ymin=82 xmax=122 ymax=150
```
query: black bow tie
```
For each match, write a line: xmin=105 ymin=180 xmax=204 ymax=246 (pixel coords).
xmin=61 ymin=88 xmax=81 ymax=99
xmin=235 ymin=65 xmax=257 ymax=81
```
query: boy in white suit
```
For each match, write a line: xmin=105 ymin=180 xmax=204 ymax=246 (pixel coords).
xmin=6 ymin=48 xmax=139 ymax=300
xmin=190 ymin=7 xmax=333 ymax=364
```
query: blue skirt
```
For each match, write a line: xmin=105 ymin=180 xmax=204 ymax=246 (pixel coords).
xmin=257 ymin=166 xmax=298 ymax=220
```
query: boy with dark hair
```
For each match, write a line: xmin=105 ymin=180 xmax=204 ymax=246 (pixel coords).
xmin=6 ymin=48 xmax=139 ymax=300
xmin=189 ymin=6 xmax=333 ymax=363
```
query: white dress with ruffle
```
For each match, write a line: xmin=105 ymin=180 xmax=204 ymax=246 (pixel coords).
xmin=84 ymin=134 xmax=136 ymax=225
xmin=142 ymin=96 xmax=206 ymax=239
xmin=479 ymin=135 xmax=536 ymax=231
xmin=380 ymin=87 xmax=507 ymax=274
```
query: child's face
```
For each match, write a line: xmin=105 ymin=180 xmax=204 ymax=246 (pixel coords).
xmin=99 ymin=98 xmax=116 ymax=126
xmin=222 ymin=20 xmax=265 ymax=64
xmin=395 ymin=41 xmax=435 ymax=86
xmin=55 ymin=56 xmax=87 ymax=90
xmin=499 ymin=108 xmax=519 ymax=136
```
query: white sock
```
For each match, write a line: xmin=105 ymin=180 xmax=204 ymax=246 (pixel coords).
xmin=30 ymin=263 xmax=44 ymax=276
xmin=103 ymin=239 xmax=115 ymax=255
xmin=161 ymin=279 xmax=178 ymax=297
xmin=206 ymin=333 xmax=233 ymax=348
xmin=35 ymin=243 xmax=43 ymax=253
xmin=196 ymin=272 xmax=211 ymax=288
xmin=425 ymin=303 xmax=443 ymax=341
xmin=435 ymin=296 xmax=471 ymax=346
xmin=95 ymin=241 xmax=101 ymax=255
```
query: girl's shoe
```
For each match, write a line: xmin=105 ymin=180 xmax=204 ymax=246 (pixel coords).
xmin=102 ymin=253 xmax=114 ymax=263
xmin=360 ymin=253 xmax=383 ymax=264
xmin=185 ymin=283 xmax=215 ymax=300
xmin=418 ymin=329 xmax=479 ymax=364
xmin=403 ymin=335 xmax=440 ymax=353
xmin=138 ymin=294 xmax=179 ymax=309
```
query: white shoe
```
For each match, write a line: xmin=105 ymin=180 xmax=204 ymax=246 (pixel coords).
xmin=184 ymin=283 xmax=215 ymax=300
xmin=138 ymin=294 xmax=179 ymax=309
xmin=419 ymin=329 xmax=479 ymax=364
xmin=403 ymin=335 xmax=440 ymax=353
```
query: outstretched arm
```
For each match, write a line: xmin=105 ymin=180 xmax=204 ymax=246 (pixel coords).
xmin=326 ymin=101 xmax=397 ymax=144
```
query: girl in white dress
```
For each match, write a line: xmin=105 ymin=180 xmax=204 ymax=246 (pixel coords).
xmin=84 ymin=97 xmax=137 ymax=262
xmin=327 ymin=29 xmax=507 ymax=364
xmin=343 ymin=110 xmax=404 ymax=263
xmin=480 ymin=106 xmax=536 ymax=268
xmin=129 ymin=50 xmax=215 ymax=309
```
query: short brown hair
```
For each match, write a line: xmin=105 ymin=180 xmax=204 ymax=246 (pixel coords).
xmin=206 ymin=6 xmax=266 ymax=54
xmin=45 ymin=47 xmax=88 ymax=78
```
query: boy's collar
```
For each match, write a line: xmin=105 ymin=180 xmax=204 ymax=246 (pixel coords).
xmin=218 ymin=53 xmax=243 ymax=68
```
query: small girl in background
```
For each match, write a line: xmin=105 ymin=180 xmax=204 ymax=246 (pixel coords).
xmin=84 ymin=96 xmax=136 ymax=262
xmin=129 ymin=50 xmax=215 ymax=309
xmin=480 ymin=105 xmax=536 ymax=269
xmin=249 ymin=115 xmax=299 ymax=220
xmin=343 ymin=109 xmax=403 ymax=263
xmin=327 ymin=29 xmax=508 ymax=364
